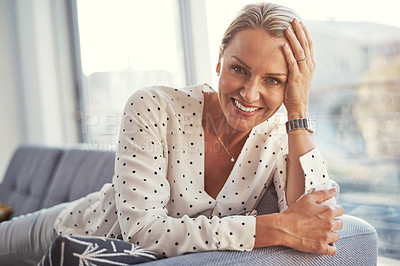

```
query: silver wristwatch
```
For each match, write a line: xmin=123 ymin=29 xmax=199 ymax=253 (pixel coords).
xmin=285 ymin=117 xmax=314 ymax=133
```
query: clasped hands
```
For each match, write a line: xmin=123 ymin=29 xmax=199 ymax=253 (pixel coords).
xmin=255 ymin=188 xmax=344 ymax=256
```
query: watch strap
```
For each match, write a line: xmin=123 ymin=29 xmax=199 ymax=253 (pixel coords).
xmin=285 ymin=117 xmax=314 ymax=133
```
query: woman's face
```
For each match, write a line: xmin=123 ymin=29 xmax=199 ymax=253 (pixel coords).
xmin=216 ymin=29 xmax=288 ymax=132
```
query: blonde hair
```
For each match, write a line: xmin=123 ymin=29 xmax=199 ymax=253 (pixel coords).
xmin=219 ymin=2 xmax=301 ymax=56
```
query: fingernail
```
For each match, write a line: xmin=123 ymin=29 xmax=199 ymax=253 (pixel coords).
xmin=287 ymin=27 xmax=292 ymax=34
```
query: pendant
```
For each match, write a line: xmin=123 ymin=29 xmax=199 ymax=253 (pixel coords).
xmin=230 ymin=157 xmax=235 ymax=163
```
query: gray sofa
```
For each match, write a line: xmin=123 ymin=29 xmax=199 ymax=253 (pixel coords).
xmin=0 ymin=145 xmax=378 ymax=265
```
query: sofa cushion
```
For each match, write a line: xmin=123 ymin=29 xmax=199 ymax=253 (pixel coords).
xmin=42 ymin=148 xmax=115 ymax=208
xmin=39 ymin=235 xmax=163 ymax=266
xmin=0 ymin=146 xmax=64 ymax=218
xmin=255 ymin=181 xmax=280 ymax=215
xmin=0 ymin=146 xmax=116 ymax=217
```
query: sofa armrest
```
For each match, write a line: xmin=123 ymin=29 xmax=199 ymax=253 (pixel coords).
xmin=143 ymin=183 xmax=377 ymax=265
xmin=40 ymin=214 xmax=377 ymax=266
xmin=143 ymin=214 xmax=377 ymax=265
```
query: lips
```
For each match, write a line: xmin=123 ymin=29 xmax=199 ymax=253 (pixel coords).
xmin=233 ymin=99 xmax=261 ymax=113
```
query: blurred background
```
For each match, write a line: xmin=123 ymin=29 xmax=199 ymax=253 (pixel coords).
xmin=0 ymin=0 xmax=399 ymax=263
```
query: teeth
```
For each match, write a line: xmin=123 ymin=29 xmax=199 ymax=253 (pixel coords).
xmin=234 ymin=99 xmax=260 ymax=112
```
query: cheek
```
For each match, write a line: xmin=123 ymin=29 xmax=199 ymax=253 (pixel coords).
xmin=218 ymin=77 xmax=235 ymax=109
xmin=262 ymin=89 xmax=285 ymax=107
xmin=219 ymin=70 xmax=244 ymax=94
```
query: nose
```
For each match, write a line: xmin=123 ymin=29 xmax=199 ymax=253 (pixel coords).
xmin=240 ymin=78 xmax=260 ymax=102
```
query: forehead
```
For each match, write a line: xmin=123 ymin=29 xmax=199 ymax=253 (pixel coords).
xmin=223 ymin=29 xmax=288 ymax=73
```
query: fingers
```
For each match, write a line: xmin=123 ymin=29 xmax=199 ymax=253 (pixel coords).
xmin=284 ymin=18 xmax=314 ymax=71
xmin=333 ymin=217 xmax=344 ymax=231
xmin=329 ymin=230 xmax=341 ymax=243
xmin=282 ymin=43 xmax=299 ymax=72
xmin=323 ymin=216 xmax=344 ymax=232
xmin=306 ymin=188 xmax=344 ymax=219
xmin=299 ymin=223 xmax=342 ymax=256
xmin=324 ymin=242 xmax=338 ymax=256
xmin=291 ymin=18 xmax=309 ymax=61
xmin=285 ymin=27 xmax=305 ymax=63
xmin=297 ymin=231 xmax=341 ymax=255
xmin=300 ymin=21 xmax=315 ymax=66
xmin=283 ymin=31 xmax=300 ymax=73
xmin=309 ymin=187 xmax=338 ymax=204
xmin=326 ymin=246 xmax=337 ymax=256
xmin=318 ymin=231 xmax=341 ymax=255
xmin=285 ymin=19 xmax=306 ymax=60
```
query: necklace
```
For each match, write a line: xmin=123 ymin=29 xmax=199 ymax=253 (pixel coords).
xmin=209 ymin=117 xmax=236 ymax=163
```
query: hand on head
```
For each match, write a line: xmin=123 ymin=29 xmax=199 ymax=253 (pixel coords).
xmin=282 ymin=18 xmax=316 ymax=119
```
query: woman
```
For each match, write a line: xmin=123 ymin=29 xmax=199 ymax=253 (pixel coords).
xmin=0 ymin=2 xmax=343 ymax=264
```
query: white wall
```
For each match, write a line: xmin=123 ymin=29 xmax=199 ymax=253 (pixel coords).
xmin=0 ymin=1 xmax=23 ymax=179
xmin=0 ymin=0 xmax=80 ymax=180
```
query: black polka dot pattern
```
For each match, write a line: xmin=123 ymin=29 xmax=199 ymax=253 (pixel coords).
xmin=299 ymin=148 xmax=333 ymax=195
xmin=54 ymin=85 xmax=333 ymax=257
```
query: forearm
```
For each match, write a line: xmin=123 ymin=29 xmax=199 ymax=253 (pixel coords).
xmin=286 ymin=111 xmax=316 ymax=206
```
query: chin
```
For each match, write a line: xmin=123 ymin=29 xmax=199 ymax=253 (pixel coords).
xmin=225 ymin=114 xmax=263 ymax=132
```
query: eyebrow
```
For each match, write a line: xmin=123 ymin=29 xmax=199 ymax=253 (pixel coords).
xmin=232 ymin=56 xmax=251 ymax=70
xmin=232 ymin=55 xmax=287 ymax=76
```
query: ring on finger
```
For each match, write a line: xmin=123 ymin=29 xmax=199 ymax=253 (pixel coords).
xmin=297 ymin=57 xmax=307 ymax=63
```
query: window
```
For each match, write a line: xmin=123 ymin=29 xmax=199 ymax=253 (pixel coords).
xmin=75 ymin=0 xmax=186 ymax=146
xmin=204 ymin=0 xmax=400 ymax=261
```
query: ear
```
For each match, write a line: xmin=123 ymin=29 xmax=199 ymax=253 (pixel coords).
xmin=216 ymin=56 xmax=221 ymax=75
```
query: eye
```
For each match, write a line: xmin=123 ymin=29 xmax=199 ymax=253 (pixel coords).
xmin=264 ymin=77 xmax=279 ymax=85
xmin=232 ymin=66 xmax=246 ymax=75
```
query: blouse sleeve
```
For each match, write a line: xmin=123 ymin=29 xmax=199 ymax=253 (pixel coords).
xmin=113 ymin=88 xmax=255 ymax=257
xmin=273 ymin=148 xmax=336 ymax=212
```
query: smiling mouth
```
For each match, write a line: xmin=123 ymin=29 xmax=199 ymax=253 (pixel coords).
xmin=233 ymin=99 xmax=261 ymax=113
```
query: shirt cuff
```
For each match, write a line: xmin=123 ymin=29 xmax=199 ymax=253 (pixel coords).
xmin=299 ymin=148 xmax=336 ymax=206
xmin=300 ymin=148 xmax=331 ymax=191
xmin=217 ymin=216 xmax=256 ymax=251
xmin=274 ymin=147 xmax=336 ymax=211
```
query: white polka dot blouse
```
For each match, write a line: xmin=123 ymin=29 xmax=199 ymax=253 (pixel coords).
xmin=54 ymin=84 xmax=334 ymax=257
